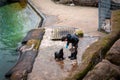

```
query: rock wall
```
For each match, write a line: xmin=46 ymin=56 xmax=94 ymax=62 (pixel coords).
xmin=52 ymin=0 xmax=120 ymax=7
xmin=81 ymin=0 xmax=97 ymax=6
xmin=65 ymin=10 xmax=120 ymax=80
xmin=52 ymin=0 xmax=98 ymax=7
xmin=83 ymin=39 xmax=120 ymax=80
xmin=82 ymin=10 xmax=120 ymax=80
xmin=52 ymin=0 xmax=72 ymax=4
xmin=106 ymin=39 xmax=120 ymax=66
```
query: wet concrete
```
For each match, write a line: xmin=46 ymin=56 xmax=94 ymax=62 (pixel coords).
xmin=27 ymin=0 xmax=105 ymax=79
xmin=28 ymin=28 xmax=98 ymax=80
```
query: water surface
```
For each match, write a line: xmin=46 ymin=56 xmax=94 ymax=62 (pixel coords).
xmin=0 ymin=3 xmax=40 ymax=80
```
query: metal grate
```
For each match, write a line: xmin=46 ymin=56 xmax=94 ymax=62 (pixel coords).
xmin=51 ymin=27 xmax=75 ymax=40
xmin=98 ymin=0 xmax=120 ymax=33
xmin=98 ymin=0 xmax=111 ymax=32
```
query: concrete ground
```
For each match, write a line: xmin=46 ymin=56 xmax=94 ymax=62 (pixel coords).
xmin=28 ymin=28 xmax=98 ymax=80
xmin=28 ymin=0 xmax=105 ymax=80
xmin=29 ymin=0 xmax=105 ymax=36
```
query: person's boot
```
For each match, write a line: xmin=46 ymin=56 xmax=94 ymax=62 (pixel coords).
xmin=68 ymin=53 xmax=74 ymax=59
xmin=70 ymin=55 xmax=76 ymax=60
xmin=68 ymin=56 xmax=71 ymax=59
xmin=70 ymin=51 xmax=77 ymax=60
xmin=68 ymin=55 xmax=72 ymax=59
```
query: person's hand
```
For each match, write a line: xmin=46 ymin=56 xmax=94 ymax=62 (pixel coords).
xmin=66 ymin=45 xmax=68 ymax=48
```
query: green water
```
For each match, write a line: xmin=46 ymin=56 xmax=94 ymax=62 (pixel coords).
xmin=0 ymin=3 xmax=40 ymax=80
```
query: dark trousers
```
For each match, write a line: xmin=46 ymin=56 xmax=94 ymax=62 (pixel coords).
xmin=69 ymin=47 xmax=77 ymax=59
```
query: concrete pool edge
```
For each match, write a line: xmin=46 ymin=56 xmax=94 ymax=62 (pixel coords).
xmin=28 ymin=0 xmax=46 ymax=27
xmin=4 ymin=1 xmax=46 ymax=79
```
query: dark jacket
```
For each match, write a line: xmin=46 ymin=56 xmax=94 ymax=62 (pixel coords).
xmin=66 ymin=34 xmax=79 ymax=47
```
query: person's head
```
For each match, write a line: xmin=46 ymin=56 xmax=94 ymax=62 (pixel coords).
xmin=66 ymin=34 xmax=71 ymax=40
xmin=61 ymin=36 xmax=67 ymax=41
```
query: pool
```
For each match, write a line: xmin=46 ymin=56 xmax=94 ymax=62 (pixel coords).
xmin=0 ymin=3 xmax=40 ymax=80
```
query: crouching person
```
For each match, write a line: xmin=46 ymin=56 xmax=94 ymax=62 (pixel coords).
xmin=61 ymin=34 xmax=79 ymax=60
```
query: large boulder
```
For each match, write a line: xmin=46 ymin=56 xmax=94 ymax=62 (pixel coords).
xmin=83 ymin=59 xmax=120 ymax=80
xmin=79 ymin=0 xmax=98 ymax=6
xmin=106 ymin=39 xmax=120 ymax=66
xmin=22 ymin=28 xmax=45 ymax=44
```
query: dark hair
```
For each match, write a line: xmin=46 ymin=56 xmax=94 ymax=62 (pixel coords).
xmin=61 ymin=36 xmax=67 ymax=41
xmin=66 ymin=34 xmax=71 ymax=39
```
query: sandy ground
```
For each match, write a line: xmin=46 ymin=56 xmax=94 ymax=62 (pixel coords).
xmin=29 ymin=0 xmax=105 ymax=36
xmin=28 ymin=0 xmax=105 ymax=80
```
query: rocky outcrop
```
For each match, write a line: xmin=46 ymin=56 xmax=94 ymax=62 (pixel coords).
xmin=74 ymin=0 xmax=98 ymax=6
xmin=82 ymin=10 xmax=120 ymax=80
xmin=52 ymin=0 xmax=98 ymax=7
xmin=22 ymin=29 xmax=45 ymax=43
xmin=52 ymin=0 xmax=72 ymax=4
xmin=83 ymin=60 xmax=120 ymax=80
xmin=5 ymin=28 xmax=45 ymax=80
xmin=65 ymin=10 xmax=120 ymax=80
xmin=106 ymin=39 xmax=120 ymax=66
xmin=83 ymin=39 xmax=120 ymax=80
xmin=59 ymin=0 xmax=72 ymax=4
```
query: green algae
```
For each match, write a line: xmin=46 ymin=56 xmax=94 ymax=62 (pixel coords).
xmin=0 ymin=3 xmax=40 ymax=47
